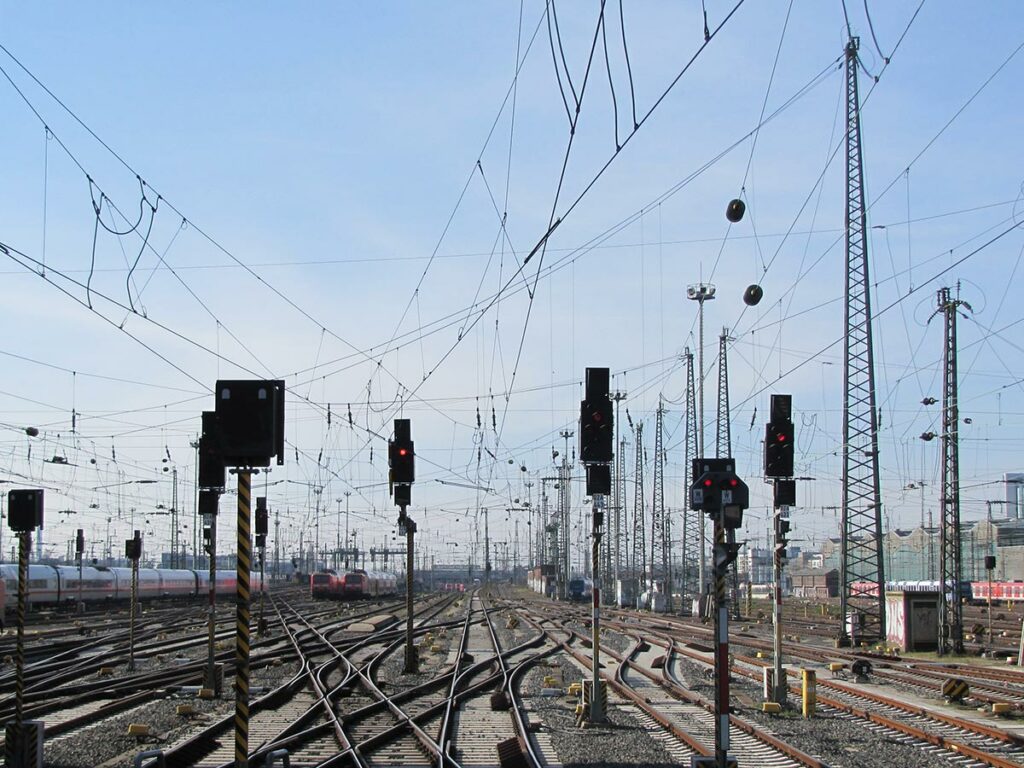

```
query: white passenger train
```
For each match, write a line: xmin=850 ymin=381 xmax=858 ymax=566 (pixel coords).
xmin=0 ymin=564 xmax=263 ymax=611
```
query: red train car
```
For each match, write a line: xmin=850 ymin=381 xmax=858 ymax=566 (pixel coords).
xmin=971 ymin=580 xmax=1024 ymax=602
xmin=340 ymin=569 xmax=398 ymax=599
xmin=310 ymin=569 xmax=399 ymax=599
xmin=310 ymin=570 xmax=340 ymax=599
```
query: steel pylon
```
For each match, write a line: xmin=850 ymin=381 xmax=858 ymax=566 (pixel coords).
xmin=652 ymin=400 xmax=672 ymax=612
xmin=936 ymin=285 xmax=971 ymax=654
xmin=633 ymin=422 xmax=646 ymax=608
xmin=680 ymin=350 xmax=701 ymax=614
xmin=716 ymin=328 xmax=741 ymax=619
xmin=839 ymin=36 xmax=886 ymax=645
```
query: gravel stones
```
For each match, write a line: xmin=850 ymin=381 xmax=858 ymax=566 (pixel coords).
xmin=519 ymin=655 xmax=677 ymax=767
xmin=675 ymin=656 xmax=962 ymax=768
xmin=42 ymin=660 xmax=300 ymax=768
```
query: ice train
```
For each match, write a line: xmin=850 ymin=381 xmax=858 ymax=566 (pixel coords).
xmin=0 ymin=564 xmax=262 ymax=612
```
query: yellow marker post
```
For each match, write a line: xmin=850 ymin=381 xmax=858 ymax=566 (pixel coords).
xmin=802 ymin=668 xmax=816 ymax=718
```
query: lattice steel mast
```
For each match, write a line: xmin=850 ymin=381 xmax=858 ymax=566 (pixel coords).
xmin=839 ymin=36 xmax=885 ymax=645
xmin=611 ymin=391 xmax=627 ymax=604
xmin=632 ymin=422 xmax=646 ymax=608
xmin=716 ymin=330 xmax=732 ymax=458
xmin=936 ymin=286 xmax=970 ymax=655
xmin=716 ymin=328 xmax=741 ymax=618
xmin=619 ymin=435 xmax=628 ymax=604
xmin=652 ymin=400 xmax=672 ymax=611
xmin=680 ymin=349 xmax=700 ymax=614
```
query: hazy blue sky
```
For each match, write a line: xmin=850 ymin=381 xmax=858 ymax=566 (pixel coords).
xmin=0 ymin=2 xmax=1022 ymax=571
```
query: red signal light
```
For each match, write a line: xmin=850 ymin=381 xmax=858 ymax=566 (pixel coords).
xmin=776 ymin=433 xmax=786 ymax=442
xmin=592 ymin=411 xmax=603 ymax=423
xmin=703 ymin=478 xmax=713 ymax=487
xmin=729 ymin=478 xmax=738 ymax=487
xmin=398 ymin=448 xmax=408 ymax=456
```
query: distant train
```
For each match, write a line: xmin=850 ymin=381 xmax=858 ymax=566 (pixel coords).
xmin=850 ymin=579 xmax=993 ymax=602
xmin=748 ymin=583 xmax=773 ymax=600
xmin=568 ymin=578 xmax=594 ymax=602
xmin=309 ymin=568 xmax=399 ymax=600
xmin=0 ymin=564 xmax=261 ymax=612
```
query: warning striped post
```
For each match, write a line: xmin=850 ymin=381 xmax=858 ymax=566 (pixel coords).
xmin=234 ymin=470 xmax=252 ymax=768
xmin=15 ymin=531 xmax=29 ymax=733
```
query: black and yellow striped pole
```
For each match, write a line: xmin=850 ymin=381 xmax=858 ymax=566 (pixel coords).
xmin=234 ymin=470 xmax=252 ymax=768
xmin=14 ymin=530 xmax=29 ymax=745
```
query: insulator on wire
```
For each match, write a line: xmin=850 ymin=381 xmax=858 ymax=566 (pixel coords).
xmin=743 ymin=284 xmax=763 ymax=306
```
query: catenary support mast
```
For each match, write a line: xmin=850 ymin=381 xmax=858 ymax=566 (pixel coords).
xmin=716 ymin=329 xmax=741 ymax=619
xmin=839 ymin=36 xmax=885 ymax=645
xmin=632 ymin=423 xmax=645 ymax=608
xmin=681 ymin=350 xmax=700 ymax=614
xmin=936 ymin=286 xmax=970 ymax=654
xmin=652 ymin=401 xmax=671 ymax=611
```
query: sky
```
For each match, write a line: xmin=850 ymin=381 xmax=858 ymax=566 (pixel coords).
xmin=0 ymin=2 xmax=1022 ymax=573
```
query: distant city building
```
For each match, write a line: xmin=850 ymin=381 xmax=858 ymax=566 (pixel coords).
xmin=818 ymin=518 xmax=1024 ymax=582
xmin=790 ymin=568 xmax=839 ymax=599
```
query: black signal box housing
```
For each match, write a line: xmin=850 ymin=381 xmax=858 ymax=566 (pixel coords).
xmin=215 ymin=380 xmax=285 ymax=467
xmin=586 ymin=464 xmax=611 ymax=496
xmin=198 ymin=411 xmax=226 ymax=490
xmin=125 ymin=531 xmax=142 ymax=561
xmin=199 ymin=489 xmax=220 ymax=517
xmin=255 ymin=496 xmax=269 ymax=536
xmin=394 ymin=483 xmax=411 ymax=508
xmin=8 ymin=489 xmax=44 ymax=532
xmin=774 ymin=478 xmax=796 ymax=507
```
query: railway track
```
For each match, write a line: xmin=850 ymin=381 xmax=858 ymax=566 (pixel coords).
xmin=510 ymin=599 xmax=828 ymax=768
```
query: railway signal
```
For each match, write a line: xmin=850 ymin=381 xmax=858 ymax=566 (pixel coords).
xmin=6 ymin=488 xmax=45 ymax=768
xmin=764 ymin=395 xmax=795 ymax=707
xmin=579 ymin=367 xmax=613 ymax=469
xmin=125 ymin=530 xmax=142 ymax=672
xmin=198 ymin=409 xmax=226 ymax=695
xmin=690 ymin=459 xmax=747 ymax=768
xmin=75 ymin=529 xmax=85 ymax=613
xmin=256 ymin=497 xmax=269 ymax=635
xmin=389 ymin=418 xmax=415 ymax=486
xmin=209 ymin=379 xmax=287 ymax=768
xmin=389 ymin=418 xmax=419 ymax=674
xmin=764 ymin=394 xmax=794 ymax=479
xmin=578 ymin=367 xmax=612 ymax=723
